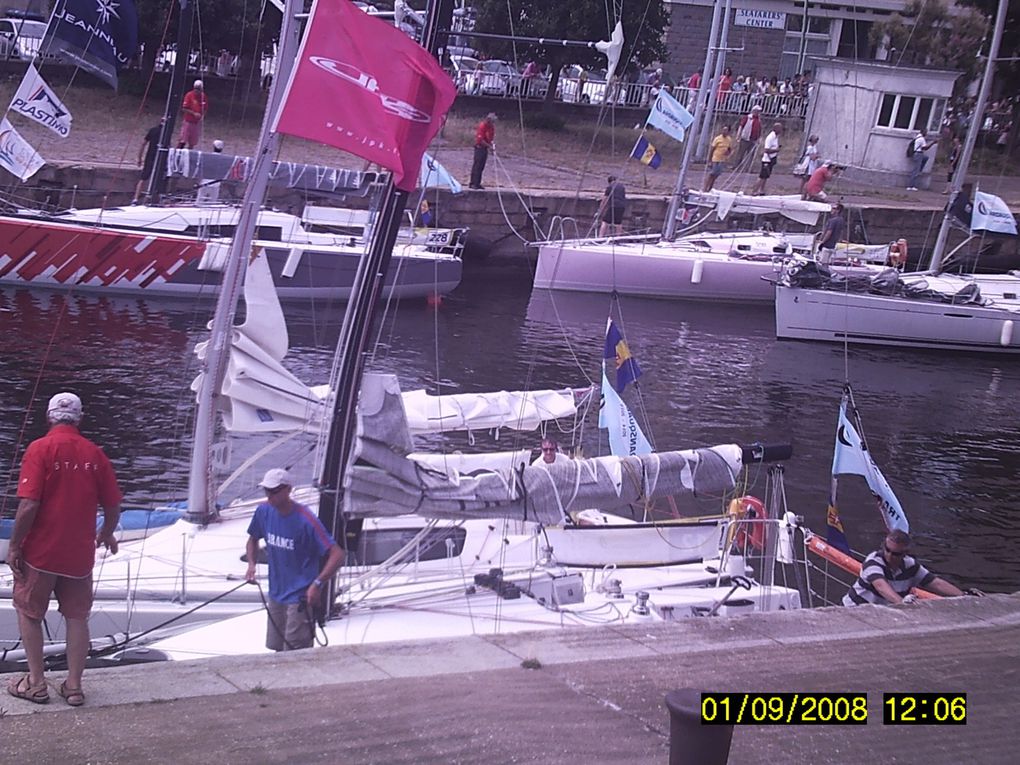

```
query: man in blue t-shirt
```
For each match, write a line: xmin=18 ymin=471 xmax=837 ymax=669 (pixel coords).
xmin=245 ymin=468 xmax=344 ymax=651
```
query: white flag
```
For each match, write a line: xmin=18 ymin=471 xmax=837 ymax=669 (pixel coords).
xmin=646 ymin=89 xmax=694 ymax=143
xmin=0 ymin=119 xmax=45 ymax=181
xmin=9 ymin=64 xmax=73 ymax=138
xmin=971 ymin=191 xmax=1017 ymax=236
xmin=832 ymin=400 xmax=908 ymax=533
xmin=598 ymin=370 xmax=652 ymax=457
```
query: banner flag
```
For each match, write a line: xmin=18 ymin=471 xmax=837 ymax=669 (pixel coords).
xmin=274 ymin=0 xmax=457 ymax=191
xmin=646 ymin=89 xmax=694 ymax=143
xmin=603 ymin=320 xmax=643 ymax=392
xmin=630 ymin=136 xmax=661 ymax=168
xmin=0 ymin=119 xmax=46 ymax=181
xmin=9 ymin=64 xmax=73 ymax=137
xmin=42 ymin=0 xmax=138 ymax=89
xmin=832 ymin=399 xmax=909 ymax=533
xmin=971 ymin=191 xmax=1017 ymax=236
xmin=598 ymin=371 xmax=652 ymax=457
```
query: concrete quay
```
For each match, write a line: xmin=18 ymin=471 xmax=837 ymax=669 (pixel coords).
xmin=1 ymin=593 xmax=1018 ymax=764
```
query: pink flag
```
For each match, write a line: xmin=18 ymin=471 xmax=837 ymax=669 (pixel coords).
xmin=274 ymin=0 xmax=456 ymax=191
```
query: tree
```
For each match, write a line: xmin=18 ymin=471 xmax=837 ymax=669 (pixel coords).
xmin=471 ymin=0 xmax=669 ymax=110
xmin=869 ymin=0 xmax=989 ymax=86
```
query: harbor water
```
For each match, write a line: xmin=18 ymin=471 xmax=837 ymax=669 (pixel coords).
xmin=2 ymin=264 xmax=1018 ymax=593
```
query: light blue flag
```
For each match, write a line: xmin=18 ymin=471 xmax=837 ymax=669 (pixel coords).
xmin=419 ymin=152 xmax=462 ymax=194
xmin=598 ymin=370 xmax=652 ymax=457
xmin=646 ymin=90 xmax=694 ymax=143
xmin=832 ymin=400 xmax=909 ymax=532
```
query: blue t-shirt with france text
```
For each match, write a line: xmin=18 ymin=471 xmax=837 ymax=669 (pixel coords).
xmin=247 ymin=502 xmax=336 ymax=604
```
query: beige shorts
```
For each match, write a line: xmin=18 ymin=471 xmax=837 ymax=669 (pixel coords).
xmin=13 ymin=564 xmax=93 ymax=621
xmin=264 ymin=598 xmax=314 ymax=651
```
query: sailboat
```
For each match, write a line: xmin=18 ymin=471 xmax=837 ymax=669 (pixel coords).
xmin=0 ymin=1 xmax=805 ymax=668
xmin=774 ymin=0 xmax=1019 ymax=352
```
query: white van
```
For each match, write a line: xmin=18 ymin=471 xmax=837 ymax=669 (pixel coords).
xmin=0 ymin=18 xmax=50 ymax=60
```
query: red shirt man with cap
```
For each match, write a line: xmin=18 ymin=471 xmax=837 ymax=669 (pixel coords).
xmin=8 ymin=392 xmax=121 ymax=707
xmin=468 ymin=112 xmax=497 ymax=190
xmin=245 ymin=468 xmax=345 ymax=651
xmin=179 ymin=79 xmax=208 ymax=149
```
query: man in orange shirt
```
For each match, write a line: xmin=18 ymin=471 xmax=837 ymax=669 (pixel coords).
xmin=178 ymin=79 xmax=208 ymax=149
xmin=7 ymin=392 xmax=121 ymax=707
xmin=468 ymin=112 xmax=497 ymax=190
xmin=803 ymin=160 xmax=841 ymax=202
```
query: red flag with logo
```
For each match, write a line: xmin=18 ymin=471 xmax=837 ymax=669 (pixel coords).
xmin=274 ymin=0 xmax=456 ymax=191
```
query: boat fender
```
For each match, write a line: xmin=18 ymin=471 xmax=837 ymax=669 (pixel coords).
xmin=1000 ymin=320 xmax=1014 ymax=346
xmin=691 ymin=258 xmax=704 ymax=284
xmin=729 ymin=495 xmax=766 ymax=551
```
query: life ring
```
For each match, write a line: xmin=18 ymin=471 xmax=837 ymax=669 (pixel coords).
xmin=728 ymin=495 xmax=766 ymax=551
xmin=888 ymin=238 xmax=908 ymax=268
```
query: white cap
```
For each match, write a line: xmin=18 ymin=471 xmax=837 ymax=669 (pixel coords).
xmin=47 ymin=391 xmax=82 ymax=422
xmin=194 ymin=79 xmax=204 ymax=89
xmin=212 ymin=139 xmax=224 ymax=151
xmin=258 ymin=468 xmax=293 ymax=490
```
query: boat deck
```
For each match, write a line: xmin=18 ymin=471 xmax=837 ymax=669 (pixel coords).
xmin=2 ymin=592 xmax=1017 ymax=763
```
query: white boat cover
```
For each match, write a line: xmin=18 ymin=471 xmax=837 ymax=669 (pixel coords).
xmin=343 ymin=374 xmax=744 ymax=526
xmin=685 ymin=190 xmax=831 ymax=226
xmin=193 ymin=255 xmax=588 ymax=435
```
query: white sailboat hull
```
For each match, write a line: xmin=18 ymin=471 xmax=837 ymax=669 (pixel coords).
xmin=775 ymin=277 xmax=1020 ymax=353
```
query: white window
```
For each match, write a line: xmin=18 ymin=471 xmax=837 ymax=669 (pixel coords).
xmin=877 ymin=94 xmax=945 ymax=133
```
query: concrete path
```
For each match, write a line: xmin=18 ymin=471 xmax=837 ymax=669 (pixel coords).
xmin=2 ymin=593 xmax=1018 ymax=764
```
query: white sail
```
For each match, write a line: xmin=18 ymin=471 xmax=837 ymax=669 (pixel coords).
xmin=685 ymin=190 xmax=831 ymax=226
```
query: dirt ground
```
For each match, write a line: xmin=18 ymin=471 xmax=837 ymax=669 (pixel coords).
xmin=3 ymin=80 xmax=1019 ymax=206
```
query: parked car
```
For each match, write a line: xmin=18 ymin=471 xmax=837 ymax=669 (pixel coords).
xmin=1 ymin=19 xmax=52 ymax=61
xmin=558 ymin=65 xmax=608 ymax=105
xmin=475 ymin=59 xmax=516 ymax=97
xmin=449 ymin=55 xmax=481 ymax=93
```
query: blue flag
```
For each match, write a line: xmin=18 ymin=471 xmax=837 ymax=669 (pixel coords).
xmin=598 ymin=371 xmax=652 ymax=457
xmin=419 ymin=152 xmax=463 ymax=194
xmin=630 ymin=136 xmax=661 ymax=169
xmin=603 ymin=320 xmax=643 ymax=392
xmin=42 ymin=0 xmax=139 ymax=89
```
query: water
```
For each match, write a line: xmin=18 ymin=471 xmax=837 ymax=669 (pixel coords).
xmin=2 ymin=266 xmax=1019 ymax=592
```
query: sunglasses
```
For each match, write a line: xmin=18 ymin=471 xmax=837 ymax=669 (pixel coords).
xmin=264 ymin=485 xmax=286 ymax=496
xmin=884 ymin=545 xmax=908 ymax=558
xmin=541 ymin=447 xmax=556 ymax=453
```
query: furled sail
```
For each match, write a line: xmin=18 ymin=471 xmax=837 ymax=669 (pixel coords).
xmin=685 ymin=190 xmax=830 ymax=226
xmin=343 ymin=374 xmax=744 ymax=525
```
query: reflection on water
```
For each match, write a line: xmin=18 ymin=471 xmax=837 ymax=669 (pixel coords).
xmin=2 ymin=274 xmax=1019 ymax=591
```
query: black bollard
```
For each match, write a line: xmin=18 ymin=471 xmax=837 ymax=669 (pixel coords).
xmin=665 ymin=689 xmax=733 ymax=765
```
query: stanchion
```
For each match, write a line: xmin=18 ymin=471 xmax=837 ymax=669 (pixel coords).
xmin=665 ymin=689 xmax=733 ymax=765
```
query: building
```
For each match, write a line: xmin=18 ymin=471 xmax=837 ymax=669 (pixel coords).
xmin=663 ymin=0 xmax=935 ymax=82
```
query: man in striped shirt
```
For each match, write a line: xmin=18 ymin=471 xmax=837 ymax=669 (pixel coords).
xmin=843 ymin=529 xmax=964 ymax=606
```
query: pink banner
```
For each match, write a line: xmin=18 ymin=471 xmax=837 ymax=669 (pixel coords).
xmin=275 ymin=0 xmax=456 ymax=191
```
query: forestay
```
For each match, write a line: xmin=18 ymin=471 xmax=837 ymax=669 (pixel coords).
xmin=343 ymin=374 xmax=744 ymax=526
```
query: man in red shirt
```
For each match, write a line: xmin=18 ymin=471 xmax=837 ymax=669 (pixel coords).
xmin=468 ymin=112 xmax=497 ymax=190
xmin=178 ymin=79 xmax=208 ymax=149
xmin=7 ymin=392 xmax=121 ymax=707
xmin=803 ymin=160 xmax=842 ymax=202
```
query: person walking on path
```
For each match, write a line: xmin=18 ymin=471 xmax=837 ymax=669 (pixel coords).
xmin=815 ymin=202 xmax=845 ymax=265
xmin=178 ymin=79 xmax=208 ymax=149
xmin=469 ymin=112 xmax=497 ymax=189
xmin=792 ymin=134 xmax=820 ymax=195
xmin=802 ymin=159 xmax=841 ymax=202
xmin=703 ymin=125 xmax=733 ymax=192
xmin=750 ymin=122 xmax=782 ymax=195
xmin=133 ymin=118 xmax=165 ymax=204
xmin=734 ymin=104 xmax=763 ymax=165
xmin=906 ymin=130 xmax=937 ymax=190
xmin=597 ymin=175 xmax=627 ymax=236
xmin=843 ymin=529 xmax=966 ymax=606
xmin=7 ymin=392 xmax=122 ymax=707
xmin=245 ymin=468 xmax=344 ymax=651
xmin=943 ymin=134 xmax=962 ymax=194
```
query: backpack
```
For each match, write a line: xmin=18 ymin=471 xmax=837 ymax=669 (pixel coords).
xmin=906 ymin=140 xmax=916 ymax=158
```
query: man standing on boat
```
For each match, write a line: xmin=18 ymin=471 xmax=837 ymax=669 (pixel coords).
xmin=843 ymin=530 xmax=964 ymax=606
xmin=468 ymin=112 xmax=497 ymax=190
xmin=133 ymin=117 xmax=165 ymax=205
xmin=815 ymin=202 xmax=845 ymax=266
xmin=245 ymin=469 xmax=345 ymax=651
xmin=178 ymin=79 xmax=208 ymax=149
xmin=750 ymin=122 xmax=782 ymax=195
xmin=598 ymin=175 xmax=627 ymax=236
xmin=7 ymin=392 xmax=122 ymax=707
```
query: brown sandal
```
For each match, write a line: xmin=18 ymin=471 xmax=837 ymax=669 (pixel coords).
xmin=7 ymin=674 xmax=50 ymax=704
xmin=59 ymin=681 xmax=85 ymax=707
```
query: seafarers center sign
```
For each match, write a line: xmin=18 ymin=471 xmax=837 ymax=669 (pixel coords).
xmin=734 ymin=9 xmax=787 ymax=30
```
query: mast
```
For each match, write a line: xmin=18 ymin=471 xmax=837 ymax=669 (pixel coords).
xmin=663 ymin=0 xmax=723 ymax=240
xmin=148 ymin=0 xmax=196 ymax=202
xmin=928 ymin=0 xmax=1006 ymax=272
xmin=316 ymin=0 xmax=453 ymax=558
xmin=184 ymin=0 xmax=304 ymax=523
xmin=695 ymin=0 xmax=734 ymax=159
